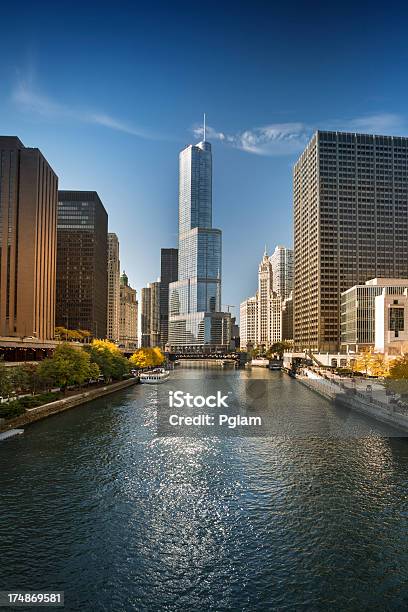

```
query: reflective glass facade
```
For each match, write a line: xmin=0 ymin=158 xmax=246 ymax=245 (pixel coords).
xmin=168 ymin=139 xmax=230 ymax=349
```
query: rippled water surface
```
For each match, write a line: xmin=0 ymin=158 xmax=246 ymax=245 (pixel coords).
xmin=0 ymin=368 xmax=407 ymax=611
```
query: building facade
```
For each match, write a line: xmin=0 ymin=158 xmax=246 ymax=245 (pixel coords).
xmin=375 ymin=290 xmax=408 ymax=354
xmin=56 ymin=191 xmax=108 ymax=338
xmin=0 ymin=136 xmax=58 ymax=341
xmin=107 ymin=233 xmax=120 ymax=343
xmin=168 ymin=133 xmax=230 ymax=351
xmin=240 ymin=296 xmax=257 ymax=350
xmin=159 ymin=248 xmax=178 ymax=348
xmin=294 ymin=131 xmax=408 ymax=352
xmin=119 ymin=271 xmax=138 ymax=350
xmin=140 ymin=286 xmax=151 ymax=347
xmin=282 ymin=293 xmax=293 ymax=341
xmin=341 ymin=278 xmax=408 ymax=352
xmin=270 ymin=245 xmax=293 ymax=299
xmin=149 ymin=281 xmax=161 ymax=347
xmin=240 ymin=252 xmax=282 ymax=351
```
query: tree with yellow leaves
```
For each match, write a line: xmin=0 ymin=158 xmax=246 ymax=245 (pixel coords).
xmin=368 ymin=353 xmax=389 ymax=377
xmin=84 ymin=339 xmax=129 ymax=381
xmin=355 ymin=349 xmax=373 ymax=375
xmin=129 ymin=347 xmax=165 ymax=369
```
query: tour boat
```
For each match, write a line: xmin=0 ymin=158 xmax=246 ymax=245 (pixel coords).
xmin=139 ymin=369 xmax=170 ymax=384
xmin=249 ymin=358 xmax=270 ymax=368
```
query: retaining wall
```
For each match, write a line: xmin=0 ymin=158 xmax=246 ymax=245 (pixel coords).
xmin=0 ymin=378 xmax=138 ymax=433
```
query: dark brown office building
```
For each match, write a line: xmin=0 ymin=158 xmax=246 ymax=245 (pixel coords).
xmin=0 ymin=136 xmax=58 ymax=341
xmin=56 ymin=191 xmax=108 ymax=338
xmin=159 ymin=247 xmax=178 ymax=347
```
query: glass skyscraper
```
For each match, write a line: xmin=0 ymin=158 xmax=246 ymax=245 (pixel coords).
xmin=168 ymin=136 xmax=230 ymax=351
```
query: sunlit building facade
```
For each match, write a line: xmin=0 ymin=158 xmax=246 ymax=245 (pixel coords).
xmin=119 ymin=271 xmax=138 ymax=350
xmin=294 ymin=131 xmax=408 ymax=352
xmin=341 ymin=278 xmax=408 ymax=352
xmin=270 ymin=245 xmax=293 ymax=299
xmin=239 ymin=252 xmax=282 ymax=351
xmin=107 ymin=233 xmax=120 ymax=343
xmin=0 ymin=136 xmax=58 ymax=341
xmin=168 ymin=136 xmax=230 ymax=351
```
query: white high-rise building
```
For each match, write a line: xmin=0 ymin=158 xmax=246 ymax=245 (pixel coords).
xmin=240 ymin=251 xmax=282 ymax=350
xmin=240 ymin=296 xmax=257 ymax=349
xmin=270 ymin=245 xmax=293 ymax=299
xmin=107 ymin=233 xmax=120 ymax=343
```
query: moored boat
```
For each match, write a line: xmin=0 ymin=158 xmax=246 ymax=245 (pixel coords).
xmin=139 ymin=369 xmax=170 ymax=384
xmin=249 ymin=358 xmax=270 ymax=368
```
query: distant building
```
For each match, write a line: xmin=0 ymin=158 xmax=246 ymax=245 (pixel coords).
xmin=107 ymin=233 xmax=120 ymax=343
xmin=282 ymin=293 xmax=293 ymax=341
xmin=270 ymin=245 xmax=293 ymax=299
xmin=56 ymin=191 xmax=108 ymax=338
xmin=141 ymin=286 xmax=151 ymax=347
xmin=240 ymin=251 xmax=282 ymax=351
xmin=0 ymin=136 xmax=58 ymax=341
xmin=341 ymin=278 xmax=408 ymax=352
xmin=168 ymin=130 xmax=230 ymax=352
xmin=119 ymin=271 xmax=138 ymax=350
xmin=159 ymin=248 xmax=178 ymax=348
xmin=149 ymin=281 xmax=161 ymax=347
xmin=294 ymin=131 xmax=408 ymax=352
xmin=375 ymin=290 xmax=408 ymax=355
xmin=240 ymin=297 xmax=257 ymax=350
xmin=229 ymin=316 xmax=240 ymax=350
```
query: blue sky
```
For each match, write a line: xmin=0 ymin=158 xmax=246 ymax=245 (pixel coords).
xmin=1 ymin=1 xmax=408 ymax=315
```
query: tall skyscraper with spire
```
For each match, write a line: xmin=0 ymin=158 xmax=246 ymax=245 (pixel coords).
xmin=168 ymin=118 xmax=231 ymax=352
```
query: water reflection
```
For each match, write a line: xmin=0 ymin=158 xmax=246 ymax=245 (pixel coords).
xmin=0 ymin=367 xmax=407 ymax=611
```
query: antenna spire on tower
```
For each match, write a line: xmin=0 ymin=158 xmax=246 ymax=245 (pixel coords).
xmin=203 ymin=112 xmax=206 ymax=141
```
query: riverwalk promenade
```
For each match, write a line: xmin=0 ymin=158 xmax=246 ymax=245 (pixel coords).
xmin=296 ymin=368 xmax=408 ymax=433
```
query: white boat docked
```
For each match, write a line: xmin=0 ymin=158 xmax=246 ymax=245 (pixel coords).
xmin=249 ymin=358 xmax=270 ymax=368
xmin=139 ymin=369 xmax=170 ymax=384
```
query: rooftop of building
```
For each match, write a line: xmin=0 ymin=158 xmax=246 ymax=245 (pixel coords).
xmin=342 ymin=278 xmax=408 ymax=295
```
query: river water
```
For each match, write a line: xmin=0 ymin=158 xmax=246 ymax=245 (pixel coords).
xmin=0 ymin=367 xmax=407 ymax=611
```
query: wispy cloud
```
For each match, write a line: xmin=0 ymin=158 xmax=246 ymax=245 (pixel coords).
xmin=193 ymin=113 xmax=408 ymax=156
xmin=337 ymin=113 xmax=408 ymax=135
xmin=193 ymin=122 xmax=311 ymax=156
xmin=12 ymin=76 xmax=153 ymax=139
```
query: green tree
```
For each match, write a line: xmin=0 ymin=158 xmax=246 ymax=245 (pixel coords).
xmin=0 ymin=359 xmax=11 ymax=398
xmin=9 ymin=365 xmax=31 ymax=393
xmin=21 ymin=363 xmax=42 ymax=395
xmin=38 ymin=343 xmax=98 ymax=391
xmin=268 ymin=341 xmax=293 ymax=358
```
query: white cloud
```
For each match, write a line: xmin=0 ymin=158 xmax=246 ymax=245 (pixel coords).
xmin=193 ymin=113 xmax=408 ymax=156
xmin=12 ymin=77 xmax=151 ymax=139
xmin=341 ymin=113 xmax=407 ymax=135
xmin=193 ymin=121 xmax=311 ymax=156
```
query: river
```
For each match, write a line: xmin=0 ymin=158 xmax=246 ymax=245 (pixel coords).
xmin=0 ymin=367 xmax=407 ymax=611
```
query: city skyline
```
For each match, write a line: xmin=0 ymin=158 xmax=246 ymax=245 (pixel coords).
xmin=3 ymin=3 xmax=408 ymax=310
